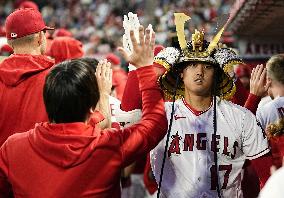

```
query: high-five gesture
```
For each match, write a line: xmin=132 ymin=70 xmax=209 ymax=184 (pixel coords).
xmin=118 ymin=26 xmax=155 ymax=68
xmin=250 ymin=64 xmax=269 ymax=97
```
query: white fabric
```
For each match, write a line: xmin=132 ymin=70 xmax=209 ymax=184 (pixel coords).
xmin=122 ymin=12 xmax=153 ymax=56
xmin=109 ymin=96 xmax=121 ymax=123
xmin=115 ymin=108 xmax=142 ymax=127
xmin=121 ymin=174 xmax=146 ymax=198
xmin=109 ymin=96 xmax=142 ymax=128
xmin=256 ymin=96 xmax=284 ymax=130
xmin=257 ymin=96 xmax=272 ymax=110
xmin=259 ymin=166 xmax=284 ymax=198
xmin=151 ymin=98 xmax=269 ymax=198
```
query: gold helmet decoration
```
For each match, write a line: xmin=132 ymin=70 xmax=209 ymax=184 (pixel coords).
xmin=154 ymin=13 xmax=243 ymax=100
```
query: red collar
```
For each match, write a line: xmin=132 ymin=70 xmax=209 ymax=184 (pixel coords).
xmin=182 ymin=98 xmax=212 ymax=116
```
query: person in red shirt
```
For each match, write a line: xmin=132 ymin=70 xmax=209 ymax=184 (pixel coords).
xmin=0 ymin=25 xmax=168 ymax=198
xmin=0 ymin=8 xmax=54 ymax=146
xmin=49 ymin=36 xmax=84 ymax=64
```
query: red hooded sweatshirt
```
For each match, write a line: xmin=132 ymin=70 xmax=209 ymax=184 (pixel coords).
xmin=0 ymin=54 xmax=54 ymax=146
xmin=0 ymin=66 xmax=168 ymax=198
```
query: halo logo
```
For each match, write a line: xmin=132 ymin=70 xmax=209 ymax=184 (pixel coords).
xmin=11 ymin=33 xmax=17 ymax=38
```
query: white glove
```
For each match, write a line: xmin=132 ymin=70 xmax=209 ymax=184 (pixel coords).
xmin=122 ymin=12 xmax=153 ymax=71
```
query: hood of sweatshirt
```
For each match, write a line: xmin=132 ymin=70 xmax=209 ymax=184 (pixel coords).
xmin=0 ymin=54 xmax=54 ymax=86
xmin=28 ymin=122 xmax=102 ymax=168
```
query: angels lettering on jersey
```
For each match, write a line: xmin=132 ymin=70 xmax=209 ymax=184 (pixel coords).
xmin=151 ymin=98 xmax=269 ymax=198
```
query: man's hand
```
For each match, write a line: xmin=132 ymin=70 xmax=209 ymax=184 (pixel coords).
xmin=250 ymin=64 xmax=268 ymax=97
xmin=118 ymin=26 xmax=155 ymax=68
xmin=95 ymin=59 xmax=112 ymax=128
xmin=96 ymin=59 xmax=112 ymax=96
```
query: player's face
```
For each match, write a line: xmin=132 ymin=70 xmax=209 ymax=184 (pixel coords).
xmin=182 ymin=62 xmax=214 ymax=97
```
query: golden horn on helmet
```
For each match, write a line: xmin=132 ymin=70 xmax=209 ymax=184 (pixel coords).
xmin=174 ymin=13 xmax=191 ymax=50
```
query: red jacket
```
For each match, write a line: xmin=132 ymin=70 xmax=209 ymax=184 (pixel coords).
xmin=0 ymin=66 xmax=167 ymax=198
xmin=0 ymin=54 xmax=54 ymax=146
xmin=112 ymin=68 xmax=128 ymax=101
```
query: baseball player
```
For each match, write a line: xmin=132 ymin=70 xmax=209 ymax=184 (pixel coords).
xmin=149 ymin=13 xmax=272 ymax=198
xmin=256 ymin=55 xmax=284 ymax=168
xmin=256 ymin=55 xmax=284 ymax=129
xmin=118 ymin=13 xmax=272 ymax=197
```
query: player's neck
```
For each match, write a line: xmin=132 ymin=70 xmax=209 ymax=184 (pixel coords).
xmin=184 ymin=94 xmax=212 ymax=111
xmin=13 ymin=46 xmax=42 ymax=55
xmin=272 ymin=83 xmax=284 ymax=97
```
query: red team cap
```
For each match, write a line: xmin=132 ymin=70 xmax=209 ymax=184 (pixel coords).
xmin=18 ymin=1 xmax=39 ymax=10
xmin=5 ymin=8 xmax=54 ymax=40
xmin=53 ymin=28 xmax=73 ymax=38
xmin=106 ymin=53 xmax=121 ymax=65
xmin=49 ymin=37 xmax=84 ymax=64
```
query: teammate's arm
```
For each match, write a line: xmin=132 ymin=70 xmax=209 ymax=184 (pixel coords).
xmin=244 ymin=64 xmax=268 ymax=114
xmin=117 ymin=26 xmax=168 ymax=166
xmin=251 ymin=152 xmax=273 ymax=188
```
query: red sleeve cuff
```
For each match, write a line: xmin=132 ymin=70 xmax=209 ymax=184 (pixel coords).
xmin=244 ymin=93 xmax=262 ymax=115
xmin=88 ymin=110 xmax=105 ymax=127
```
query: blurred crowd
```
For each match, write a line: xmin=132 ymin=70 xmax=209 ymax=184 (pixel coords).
xmin=0 ymin=0 xmax=233 ymax=60
xmin=2 ymin=1 xmax=284 ymax=198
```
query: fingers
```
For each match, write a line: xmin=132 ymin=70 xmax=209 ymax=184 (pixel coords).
xmin=251 ymin=64 xmax=264 ymax=82
xmin=144 ymin=28 xmax=151 ymax=46
xmin=251 ymin=67 xmax=256 ymax=82
xmin=259 ymin=67 xmax=267 ymax=84
xmin=139 ymin=26 xmax=144 ymax=47
xmin=100 ymin=59 xmax=107 ymax=77
xmin=256 ymin=64 xmax=264 ymax=79
xmin=150 ymin=32 xmax=156 ymax=51
xmin=130 ymin=30 xmax=138 ymax=51
xmin=95 ymin=60 xmax=102 ymax=77
xmin=96 ymin=59 xmax=111 ymax=78
xmin=118 ymin=47 xmax=130 ymax=62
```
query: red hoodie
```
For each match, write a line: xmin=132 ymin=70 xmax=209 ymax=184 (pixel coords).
xmin=0 ymin=66 xmax=168 ymax=197
xmin=0 ymin=54 xmax=54 ymax=146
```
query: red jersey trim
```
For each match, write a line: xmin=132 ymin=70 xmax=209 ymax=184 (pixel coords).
xmin=182 ymin=98 xmax=213 ymax=116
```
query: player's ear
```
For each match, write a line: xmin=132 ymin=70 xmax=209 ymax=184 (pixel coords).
xmin=180 ymin=73 xmax=183 ymax=79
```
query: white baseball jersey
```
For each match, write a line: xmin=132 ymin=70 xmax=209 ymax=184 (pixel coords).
xmin=151 ymin=98 xmax=269 ymax=198
xmin=259 ymin=166 xmax=284 ymax=198
xmin=109 ymin=96 xmax=121 ymax=123
xmin=256 ymin=96 xmax=284 ymax=130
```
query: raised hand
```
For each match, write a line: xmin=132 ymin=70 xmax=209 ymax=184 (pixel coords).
xmin=250 ymin=64 xmax=268 ymax=97
xmin=95 ymin=59 xmax=112 ymax=96
xmin=118 ymin=26 xmax=155 ymax=68
xmin=94 ymin=59 xmax=112 ymax=128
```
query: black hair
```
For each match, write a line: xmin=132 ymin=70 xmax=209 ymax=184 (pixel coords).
xmin=43 ymin=59 xmax=100 ymax=123
xmin=77 ymin=57 xmax=99 ymax=70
